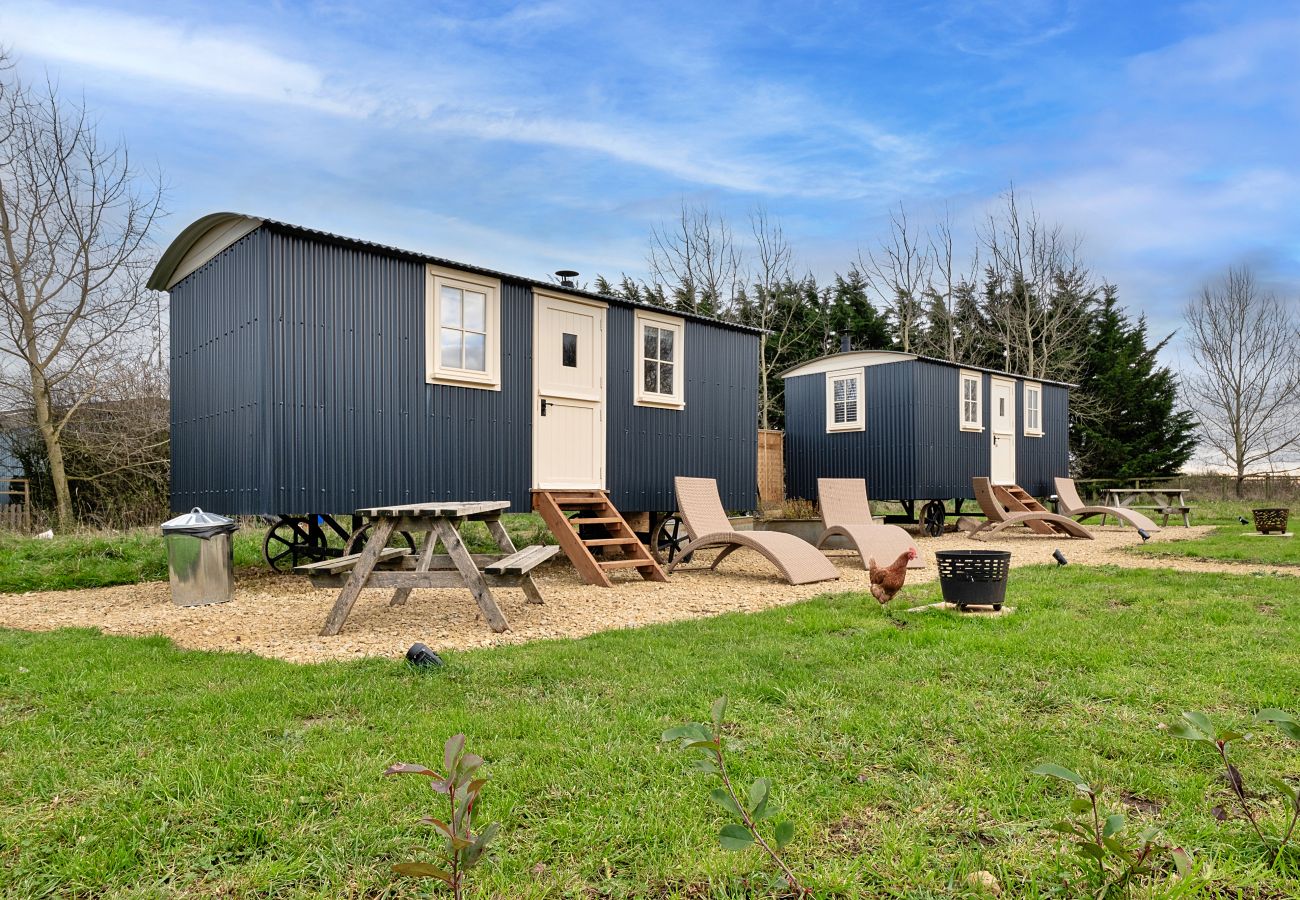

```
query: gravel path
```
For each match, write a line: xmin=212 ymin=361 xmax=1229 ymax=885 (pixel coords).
xmin=1 ymin=525 xmax=1294 ymax=663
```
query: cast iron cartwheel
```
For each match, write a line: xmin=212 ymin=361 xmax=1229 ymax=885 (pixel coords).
xmin=342 ymin=521 xmax=417 ymax=557
xmin=263 ymin=515 xmax=418 ymax=573
xmin=262 ymin=515 xmax=344 ymax=573
xmin=650 ymin=513 xmax=691 ymax=565
xmin=920 ymin=500 xmax=946 ymax=538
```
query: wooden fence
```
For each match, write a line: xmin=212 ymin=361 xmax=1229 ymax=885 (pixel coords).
xmin=757 ymin=429 xmax=784 ymax=511
xmin=0 ymin=478 xmax=31 ymax=532
xmin=1075 ymin=474 xmax=1300 ymax=502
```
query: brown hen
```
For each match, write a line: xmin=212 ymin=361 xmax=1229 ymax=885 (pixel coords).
xmin=867 ymin=547 xmax=917 ymax=604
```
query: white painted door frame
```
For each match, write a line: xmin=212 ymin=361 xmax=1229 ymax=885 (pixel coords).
xmin=989 ymin=376 xmax=1017 ymax=485
xmin=531 ymin=292 xmax=607 ymax=490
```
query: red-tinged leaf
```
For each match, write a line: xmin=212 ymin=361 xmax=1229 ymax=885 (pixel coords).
xmin=420 ymin=817 xmax=453 ymax=836
xmin=1170 ymin=847 xmax=1193 ymax=878
xmin=384 ymin=763 xmax=437 ymax=778
xmin=463 ymin=821 xmax=500 ymax=868
xmin=466 ymin=778 xmax=487 ymax=796
xmin=1226 ymin=763 xmax=1245 ymax=795
xmin=444 ymin=734 xmax=466 ymax=771
xmin=461 ymin=753 xmax=484 ymax=772
xmin=392 ymin=862 xmax=452 ymax=883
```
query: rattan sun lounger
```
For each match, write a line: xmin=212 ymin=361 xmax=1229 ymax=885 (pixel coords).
xmin=816 ymin=478 xmax=923 ymax=569
xmin=964 ymin=477 xmax=1094 ymax=539
xmin=669 ymin=477 xmax=839 ymax=585
xmin=1054 ymin=477 xmax=1160 ymax=532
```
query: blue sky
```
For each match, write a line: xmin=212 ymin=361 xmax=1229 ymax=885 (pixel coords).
xmin=3 ymin=0 xmax=1298 ymax=357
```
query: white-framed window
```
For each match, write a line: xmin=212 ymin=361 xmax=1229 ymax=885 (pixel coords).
xmin=959 ymin=370 xmax=983 ymax=431
xmin=426 ymin=266 xmax=501 ymax=390
xmin=634 ymin=309 xmax=685 ymax=408
xmin=825 ymin=368 xmax=865 ymax=432
xmin=1024 ymin=381 xmax=1043 ymax=436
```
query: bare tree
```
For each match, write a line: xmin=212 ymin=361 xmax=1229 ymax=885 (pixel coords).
xmin=860 ymin=203 xmax=930 ymax=353
xmin=920 ymin=205 xmax=980 ymax=363
xmin=0 ymin=63 xmax=164 ymax=527
xmin=978 ymin=187 xmax=1094 ymax=381
xmin=746 ymin=207 xmax=813 ymax=429
xmin=1183 ymin=267 xmax=1300 ymax=495
xmin=647 ymin=200 xmax=742 ymax=317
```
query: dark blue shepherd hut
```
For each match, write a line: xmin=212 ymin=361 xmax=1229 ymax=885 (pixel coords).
xmin=150 ymin=214 xmax=759 ymax=531
xmin=782 ymin=350 xmax=1071 ymax=530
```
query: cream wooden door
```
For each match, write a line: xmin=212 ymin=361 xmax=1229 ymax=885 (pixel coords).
xmin=989 ymin=377 xmax=1017 ymax=485
xmin=533 ymin=294 xmax=606 ymax=489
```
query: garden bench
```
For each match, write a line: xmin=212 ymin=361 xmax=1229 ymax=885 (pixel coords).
xmin=294 ymin=547 xmax=410 ymax=577
xmin=482 ymin=544 xmax=560 ymax=576
xmin=1156 ymin=505 xmax=1193 ymax=528
xmin=310 ymin=501 xmax=552 ymax=637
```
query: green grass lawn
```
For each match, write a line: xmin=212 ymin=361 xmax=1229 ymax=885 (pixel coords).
xmin=0 ymin=516 xmax=554 ymax=594
xmin=3 ymin=566 xmax=1299 ymax=898
xmin=1133 ymin=526 xmax=1300 ymax=567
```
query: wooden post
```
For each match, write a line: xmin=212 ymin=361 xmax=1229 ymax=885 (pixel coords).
xmin=320 ymin=518 xmax=396 ymax=636
xmin=434 ymin=518 xmax=510 ymax=633
xmin=390 ymin=527 xmax=440 ymax=607
xmin=485 ymin=516 xmax=543 ymax=605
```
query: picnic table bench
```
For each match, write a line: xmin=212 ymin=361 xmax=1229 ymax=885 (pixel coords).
xmin=300 ymin=501 xmax=558 ymax=636
xmin=1103 ymin=488 xmax=1194 ymax=527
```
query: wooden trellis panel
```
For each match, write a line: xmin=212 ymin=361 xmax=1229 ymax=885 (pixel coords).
xmin=757 ymin=430 xmax=785 ymax=511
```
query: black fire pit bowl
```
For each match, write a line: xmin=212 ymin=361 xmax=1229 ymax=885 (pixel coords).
xmin=1252 ymin=508 xmax=1290 ymax=535
xmin=936 ymin=549 xmax=1011 ymax=610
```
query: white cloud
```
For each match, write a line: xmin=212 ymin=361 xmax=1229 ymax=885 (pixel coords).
xmin=1 ymin=0 xmax=931 ymax=200
xmin=0 ymin=1 xmax=362 ymax=115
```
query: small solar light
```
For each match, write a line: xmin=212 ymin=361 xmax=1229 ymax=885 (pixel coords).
xmin=1238 ymin=515 xmax=1250 ymax=525
xmin=1053 ymin=549 xmax=1068 ymax=567
xmin=405 ymin=642 xmax=444 ymax=668
xmin=1138 ymin=528 xmax=1151 ymax=543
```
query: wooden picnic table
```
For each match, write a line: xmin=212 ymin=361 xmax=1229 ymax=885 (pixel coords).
xmin=302 ymin=501 xmax=558 ymax=637
xmin=1103 ymin=487 xmax=1193 ymax=526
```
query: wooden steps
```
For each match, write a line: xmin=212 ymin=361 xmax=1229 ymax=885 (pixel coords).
xmin=532 ymin=490 xmax=668 ymax=587
xmin=992 ymin=484 xmax=1071 ymax=535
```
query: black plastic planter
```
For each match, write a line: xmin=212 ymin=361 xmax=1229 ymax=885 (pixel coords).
xmin=936 ymin=550 xmax=1011 ymax=610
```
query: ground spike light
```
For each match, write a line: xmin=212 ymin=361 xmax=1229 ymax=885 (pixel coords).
xmin=1238 ymin=515 xmax=1250 ymax=525
xmin=405 ymin=642 xmax=444 ymax=668
xmin=1053 ymin=549 xmax=1068 ymax=567
xmin=1138 ymin=527 xmax=1151 ymax=543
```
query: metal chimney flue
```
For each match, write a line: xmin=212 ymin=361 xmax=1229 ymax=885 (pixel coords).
xmin=555 ymin=269 xmax=579 ymax=288
xmin=840 ymin=334 xmax=852 ymax=353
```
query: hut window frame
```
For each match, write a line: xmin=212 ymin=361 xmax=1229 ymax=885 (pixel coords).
xmin=426 ymin=266 xmax=501 ymax=390
xmin=1024 ymin=381 xmax=1043 ymax=437
xmin=825 ymin=368 xmax=865 ymax=433
xmin=959 ymin=370 xmax=983 ymax=432
xmin=634 ymin=309 xmax=685 ymax=409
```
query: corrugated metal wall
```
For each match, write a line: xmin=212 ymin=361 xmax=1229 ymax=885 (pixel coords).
xmin=170 ymin=224 xmax=759 ymax=516
xmin=1016 ymin=382 xmax=1070 ymax=495
xmin=262 ymin=230 xmax=533 ymax=513
xmin=913 ymin=363 xmax=990 ymax=500
xmin=783 ymin=361 xmax=919 ymax=502
xmin=784 ymin=359 xmax=1071 ymax=505
xmin=170 ymin=230 xmax=270 ymax=513
xmin=606 ymin=305 xmax=758 ymax=512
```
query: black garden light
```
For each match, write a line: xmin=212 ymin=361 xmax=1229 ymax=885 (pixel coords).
xmin=1053 ymin=549 xmax=1068 ymax=566
xmin=1239 ymin=515 xmax=1250 ymax=525
xmin=406 ymin=643 xmax=444 ymax=668
xmin=1138 ymin=528 xmax=1151 ymax=542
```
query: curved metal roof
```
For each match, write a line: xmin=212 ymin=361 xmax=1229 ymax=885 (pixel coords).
xmin=148 ymin=213 xmax=762 ymax=334
xmin=782 ymin=349 xmax=1075 ymax=388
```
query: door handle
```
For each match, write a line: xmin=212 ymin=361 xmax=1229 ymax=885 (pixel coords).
xmin=540 ymin=398 xmax=549 ymax=416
